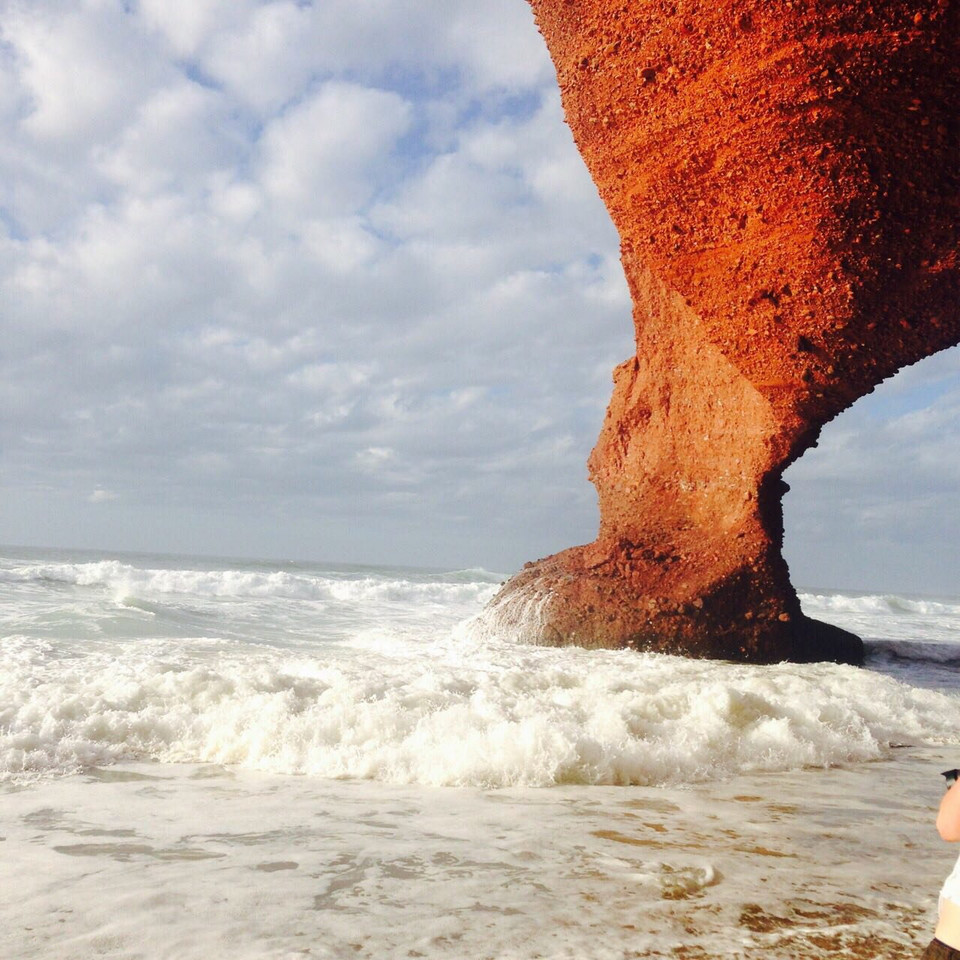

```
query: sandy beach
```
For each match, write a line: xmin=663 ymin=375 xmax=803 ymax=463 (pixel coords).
xmin=3 ymin=745 xmax=953 ymax=959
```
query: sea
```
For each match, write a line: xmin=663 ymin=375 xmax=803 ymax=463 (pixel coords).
xmin=3 ymin=544 xmax=960 ymax=960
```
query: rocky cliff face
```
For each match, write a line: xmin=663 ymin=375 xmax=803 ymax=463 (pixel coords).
xmin=486 ymin=0 xmax=959 ymax=663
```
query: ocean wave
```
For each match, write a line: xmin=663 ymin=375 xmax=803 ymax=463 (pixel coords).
xmin=439 ymin=566 xmax=507 ymax=583
xmin=799 ymin=590 xmax=960 ymax=619
xmin=3 ymin=634 xmax=958 ymax=787
xmin=865 ymin=639 xmax=960 ymax=666
xmin=0 ymin=561 xmax=498 ymax=607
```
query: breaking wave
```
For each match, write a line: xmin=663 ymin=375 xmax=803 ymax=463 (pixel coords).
xmin=4 ymin=550 xmax=959 ymax=789
xmin=866 ymin=639 xmax=960 ymax=666
xmin=0 ymin=560 xmax=498 ymax=607
xmin=800 ymin=590 xmax=960 ymax=619
xmin=3 ymin=630 xmax=958 ymax=787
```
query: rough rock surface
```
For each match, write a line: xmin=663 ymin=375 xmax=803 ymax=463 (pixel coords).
xmin=487 ymin=0 xmax=959 ymax=663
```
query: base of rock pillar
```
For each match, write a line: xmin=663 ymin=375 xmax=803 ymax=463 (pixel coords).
xmin=790 ymin=616 xmax=863 ymax=667
xmin=483 ymin=544 xmax=863 ymax=667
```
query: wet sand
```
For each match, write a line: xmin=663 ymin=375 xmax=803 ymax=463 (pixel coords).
xmin=2 ymin=745 xmax=953 ymax=959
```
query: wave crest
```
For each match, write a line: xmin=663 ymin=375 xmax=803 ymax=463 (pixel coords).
xmin=3 ymin=635 xmax=958 ymax=787
xmin=0 ymin=560 xmax=498 ymax=607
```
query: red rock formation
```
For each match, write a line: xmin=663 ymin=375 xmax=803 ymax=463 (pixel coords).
xmin=487 ymin=0 xmax=959 ymax=663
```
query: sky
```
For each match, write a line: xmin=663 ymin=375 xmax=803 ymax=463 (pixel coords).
xmin=1 ymin=0 xmax=958 ymax=594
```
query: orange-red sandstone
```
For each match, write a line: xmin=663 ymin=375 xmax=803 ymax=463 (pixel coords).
xmin=488 ymin=0 xmax=959 ymax=663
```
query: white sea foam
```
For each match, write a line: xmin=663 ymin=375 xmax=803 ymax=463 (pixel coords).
xmin=800 ymin=590 xmax=960 ymax=619
xmin=466 ymin=578 xmax=557 ymax=646
xmin=4 ymin=753 xmax=946 ymax=960
xmin=0 ymin=559 xmax=498 ymax=606
xmin=3 ymin=629 xmax=958 ymax=787
xmin=3 ymin=549 xmax=960 ymax=789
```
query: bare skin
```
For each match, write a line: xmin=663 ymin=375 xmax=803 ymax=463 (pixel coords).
xmin=934 ymin=780 xmax=960 ymax=949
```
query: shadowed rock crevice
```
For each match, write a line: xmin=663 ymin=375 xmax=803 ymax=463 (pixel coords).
xmin=486 ymin=0 xmax=959 ymax=663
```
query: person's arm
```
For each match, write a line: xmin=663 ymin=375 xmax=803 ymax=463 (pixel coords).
xmin=938 ymin=780 xmax=960 ymax=842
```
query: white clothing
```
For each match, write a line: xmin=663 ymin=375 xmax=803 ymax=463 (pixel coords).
xmin=941 ymin=853 xmax=960 ymax=917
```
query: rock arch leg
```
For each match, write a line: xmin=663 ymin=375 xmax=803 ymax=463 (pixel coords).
xmin=485 ymin=0 xmax=959 ymax=663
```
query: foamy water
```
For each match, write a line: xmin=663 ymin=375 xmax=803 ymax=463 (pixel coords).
xmin=3 ymin=548 xmax=958 ymax=788
xmin=2 ymin=545 xmax=959 ymax=958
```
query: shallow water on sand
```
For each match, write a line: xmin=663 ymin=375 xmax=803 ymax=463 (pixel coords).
xmin=2 ymin=747 xmax=952 ymax=959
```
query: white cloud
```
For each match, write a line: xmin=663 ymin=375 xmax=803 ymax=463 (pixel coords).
xmin=4 ymin=2 xmax=164 ymax=143
xmin=138 ymin=0 xmax=251 ymax=59
xmin=0 ymin=0 xmax=955 ymax=585
xmin=784 ymin=379 xmax=960 ymax=591
xmin=96 ymin=78 xmax=240 ymax=196
xmin=207 ymin=176 xmax=262 ymax=224
xmin=286 ymin=362 xmax=373 ymax=394
xmin=257 ymin=81 xmax=412 ymax=220
xmin=301 ymin=218 xmax=381 ymax=272
xmin=198 ymin=0 xmax=552 ymax=112
xmin=445 ymin=1 xmax=554 ymax=90
xmin=200 ymin=1 xmax=318 ymax=113
xmin=371 ymin=92 xmax=613 ymax=271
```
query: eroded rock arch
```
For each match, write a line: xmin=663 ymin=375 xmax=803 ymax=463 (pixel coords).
xmin=486 ymin=0 xmax=959 ymax=663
